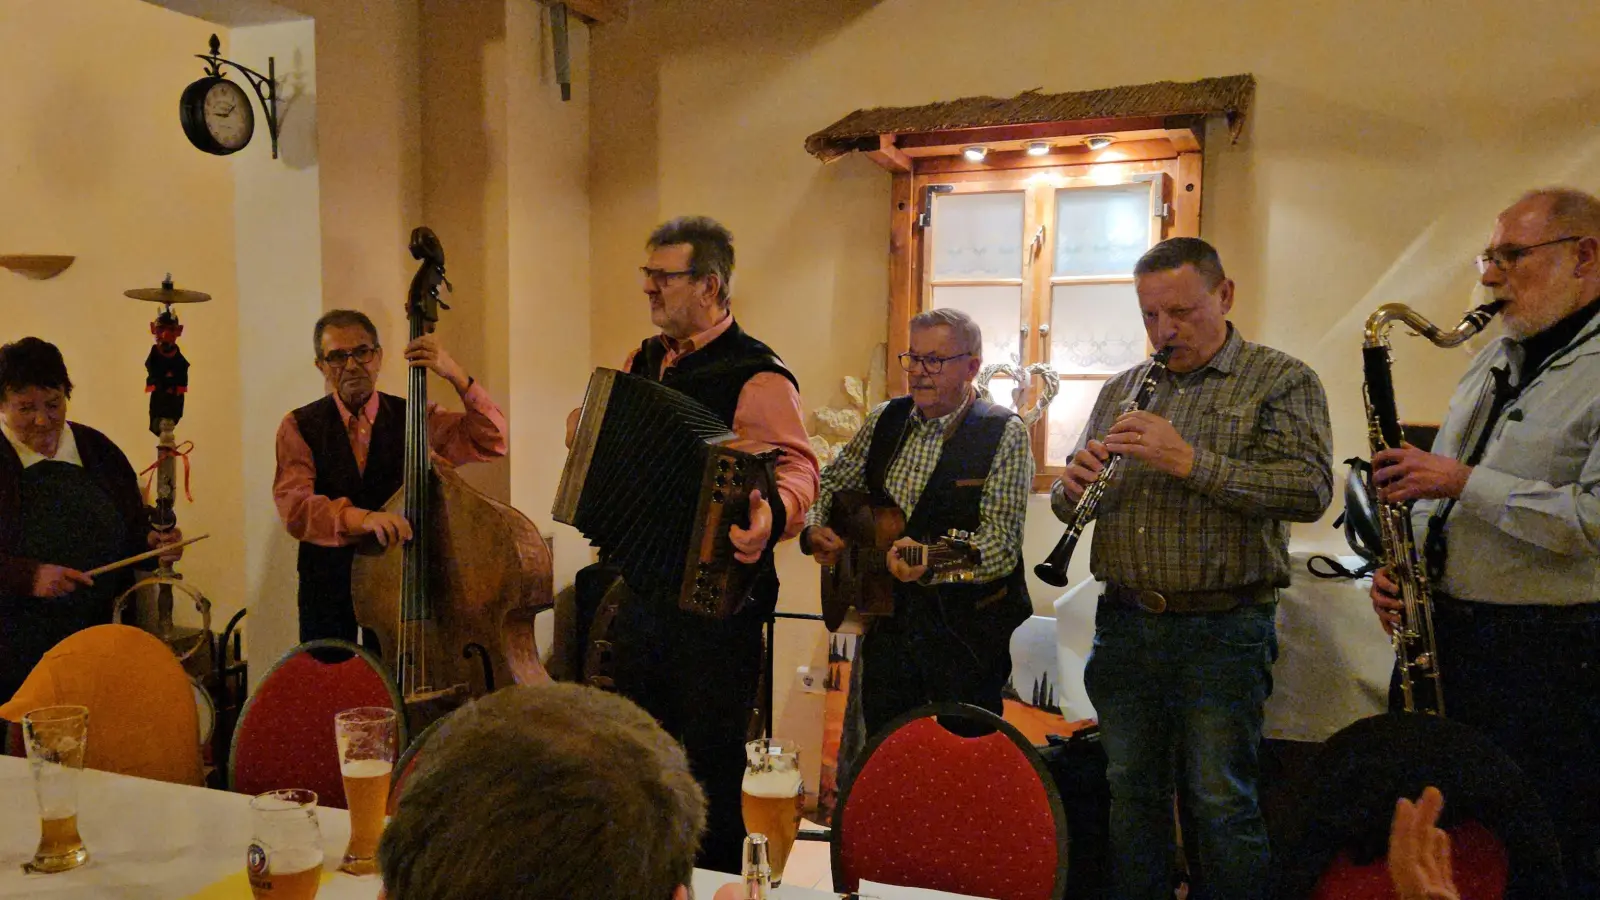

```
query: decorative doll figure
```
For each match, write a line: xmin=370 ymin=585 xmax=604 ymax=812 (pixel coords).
xmin=145 ymin=308 xmax=190 ymax=434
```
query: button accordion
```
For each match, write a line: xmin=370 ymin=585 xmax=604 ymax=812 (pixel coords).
xmin=554 ymin=368 xmax=779 ymax=618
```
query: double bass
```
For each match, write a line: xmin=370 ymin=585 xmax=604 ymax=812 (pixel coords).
xmin=351 ymin=227 xmax=552 ymax=724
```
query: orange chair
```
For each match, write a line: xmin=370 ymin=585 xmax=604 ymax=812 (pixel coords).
xmin=229 ymin=639 xmax=405 ymax=810
xmin=832 ymin=702 xmax=1069 ymax=900
xmin=0 ymin=624 xmax=203 ymax=786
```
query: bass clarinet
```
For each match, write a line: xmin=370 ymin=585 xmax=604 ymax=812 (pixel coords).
xmin=1035 ymin=347 xmax=1174 ymax=587
xmin=1361 ymin=299 xmax=1504 ymax=715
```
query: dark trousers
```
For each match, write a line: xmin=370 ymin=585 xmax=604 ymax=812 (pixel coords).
xmin=858 ymin=593 xmax=1015 ymax=740
xmin=611 ymin=597 xmax=765 ymax=874
xmin=1433 ymin=598 xmax=1600 ymax=899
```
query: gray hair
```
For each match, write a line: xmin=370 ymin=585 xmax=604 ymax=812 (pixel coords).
xmin=647 ymin=216 xmax=735 ymax=308
xmin=1134 ymin=236 xmax=1227 ymax=289
xmin=1518 ymin=187 xmax=1600 ymax=237
xmin=378 ymin=684 xmax=705 ymax=900
xmin=312 ymin=309 xmax=380 ymax=359
xmin=910 ymin=308 xmax=983 ymax=357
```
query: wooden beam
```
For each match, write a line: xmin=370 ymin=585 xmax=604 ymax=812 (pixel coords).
xmin=1174 ymin=151 xmax=1203 ymax=237
xmin=913 ymin=139 xmax=1179 ymax=175
xmin=893 ymin=116 xmax=1169 ymax=152
xmin=866 ymin=134 xmax=913 ymax=173
xmin=887 ymin=173 xmax=915 ymax=396
xmin=550 ymin=0 xmax=625 ymax=24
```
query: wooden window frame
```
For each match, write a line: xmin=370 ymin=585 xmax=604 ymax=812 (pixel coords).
xmin=885 ymin=130 xmax=1204 ymax=493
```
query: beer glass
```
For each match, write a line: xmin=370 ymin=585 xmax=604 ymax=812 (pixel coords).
xmin=246 ymin=789 xmax=324 ymax=900
xmin=741 ymin=738 xmax=803 ymax=886
xmin=22 ymin=705 xmax=90 ymax=874
xmin=333 ymin=706 xmax=397 ymax=876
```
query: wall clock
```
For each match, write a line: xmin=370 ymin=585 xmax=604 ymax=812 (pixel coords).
xmin=180 ymin=34 xmax=281 ymax=159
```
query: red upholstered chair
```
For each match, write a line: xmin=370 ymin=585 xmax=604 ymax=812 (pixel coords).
xmin=229 ymin=640 xmax=405 ymax=810
xmin=832 ymin=702 xmax=1068 ymax=900
xmin=387 ymin=712 xmax=450 ymax=816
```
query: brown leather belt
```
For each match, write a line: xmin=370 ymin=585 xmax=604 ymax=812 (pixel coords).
xmin=1105 ymin=582 xmax=1276 ymax=614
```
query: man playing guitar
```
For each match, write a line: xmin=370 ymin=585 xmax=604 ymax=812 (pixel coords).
xmin=801 ymin=308 xmax=1034 ymax=738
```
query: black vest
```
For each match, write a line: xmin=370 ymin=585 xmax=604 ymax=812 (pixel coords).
xmin=864 ymin=395 xmax=1031 ymax=626
xmin=290 ymin=392 xmax=407 ymax=643
xmin=629 ymin=320 xmax=798 ymax=614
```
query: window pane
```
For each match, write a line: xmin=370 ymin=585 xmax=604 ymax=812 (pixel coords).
xmin=932 ymin=285 xmax=1022 ymax=367
xmin=1049 ymin=282 xmax=1147 ymax=375
xmin=1054 ymin=183 xmax=1153 ymax=277
xmin=932 ymin=191 xmax=1025 ymax=279
xmin=979 ymin=374 xmax=1021 ymax=412
xmin=1046 ymin=379 xmax=1106 ymax=468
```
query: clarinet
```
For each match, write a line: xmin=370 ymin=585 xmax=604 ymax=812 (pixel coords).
xmin=1035 ymin=347 xmax=1174 ymax=587
xmin=1362 ymin=299 xmax=1504 ymax=716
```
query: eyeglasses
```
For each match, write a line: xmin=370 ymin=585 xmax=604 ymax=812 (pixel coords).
xmin=898 ymin=352 xmax=971 ymax=374
xmin=1475 ymin=236 xmax=1581 ymax=274
xmin=640 ymin=267 xmax=697 ymax=284
xmin=321 ymin=346 xmax=378 ymax=368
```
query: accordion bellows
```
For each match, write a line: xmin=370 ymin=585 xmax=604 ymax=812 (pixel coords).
xmin=554 ymin=368 xmax=778 ymax=618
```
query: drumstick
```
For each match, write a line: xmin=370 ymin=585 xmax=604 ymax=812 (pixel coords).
xmin=83 ymin=534 xmax=210 ymax=578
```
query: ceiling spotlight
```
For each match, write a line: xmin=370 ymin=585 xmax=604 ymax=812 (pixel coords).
xmin=1084 ymin=135 xmax=1115 ymax=151
xmin=962 ymin=145 xmax=988 ymax=162
xmin=1025 ymin=141 xmax=1052 ymax=156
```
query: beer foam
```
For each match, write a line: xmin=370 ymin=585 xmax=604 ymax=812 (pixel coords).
xmin=741 ymin=769 xmax=802 ymax=798
xmin=269 ymin=846 xmax=325 ymax=875
xmin=341 ymin=759 xmax=394 ymax=779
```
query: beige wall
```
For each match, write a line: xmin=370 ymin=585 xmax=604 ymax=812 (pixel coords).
xmin=0 ymin=1 xmax=246 ymax=630
xmin=591 ymin=0 xmax=1600 ymax=735
xmin=231 ymin=18 xmax=324 ymax=687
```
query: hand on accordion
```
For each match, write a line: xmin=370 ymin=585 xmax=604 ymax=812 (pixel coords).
xmin=728 ymin=488 xmax=772 ymax=564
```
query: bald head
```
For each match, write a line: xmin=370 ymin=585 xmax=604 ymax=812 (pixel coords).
xmin=1481 ymin=188 xmax=1600 ymax=338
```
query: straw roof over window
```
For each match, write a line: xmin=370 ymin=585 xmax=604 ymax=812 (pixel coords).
xmin=804 ymin=74 xmax=1255 ymax=162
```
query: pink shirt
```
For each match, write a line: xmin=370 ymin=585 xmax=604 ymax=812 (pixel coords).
xmin=624 ymin=315 xmax=819 ymax=541
xmin=273 ymin=382 xmax=508 ymax=547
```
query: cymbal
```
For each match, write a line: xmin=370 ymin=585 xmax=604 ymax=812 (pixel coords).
xmin=125 ymin=274 xmax=210 ymax=304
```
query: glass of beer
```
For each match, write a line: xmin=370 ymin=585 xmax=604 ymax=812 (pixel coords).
xmin=334 ymin=706 xmax=397 ymax=876
xmin=247 ymin=789 xmax=323 ymax=899
xmin=22 ymin=705 xmax=90 ymax=874
xmin=742 ymin=738 xmax=803 ymax=886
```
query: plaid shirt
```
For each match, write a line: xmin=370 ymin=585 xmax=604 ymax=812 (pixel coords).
xmin=807 ymin=394 xmax=1034 ymax=584
xmin=1056 ymin=325 xmax=1333 ymax=591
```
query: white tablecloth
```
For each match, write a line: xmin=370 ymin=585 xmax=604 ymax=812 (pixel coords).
xmin=1051 ymin=551 xmax=1395 ymax=741
xmin=0 ymin=756 xmax=833 ymax=899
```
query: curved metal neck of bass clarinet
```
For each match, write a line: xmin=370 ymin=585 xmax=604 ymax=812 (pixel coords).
xmin=1363 ymin=300 xmax=1506 ymax=350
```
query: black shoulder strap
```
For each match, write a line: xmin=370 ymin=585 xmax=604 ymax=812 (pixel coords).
xmin=864 ymin=397 xmax=915 ymax=503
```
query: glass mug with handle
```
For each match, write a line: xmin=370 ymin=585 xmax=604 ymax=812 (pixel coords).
xmin=22 ymin=705 xmax=91 ymax=874
xmin=741 ymin=738 xmax=803 ymax=886
xmin=247 ymin=789 xmax=324 ymax=900
xmin=334 ymin=706 xmax=397 ymax=876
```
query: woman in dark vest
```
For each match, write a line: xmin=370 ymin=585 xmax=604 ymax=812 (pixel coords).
xmin=0 ymin=338 xmax=182 ymax=701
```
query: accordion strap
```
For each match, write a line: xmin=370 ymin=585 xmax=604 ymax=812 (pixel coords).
xmin=582 ymin=576 xmax=634 ymax=691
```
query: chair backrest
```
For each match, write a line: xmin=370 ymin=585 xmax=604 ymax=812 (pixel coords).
xmin=833 ymin=702 xmax=1068 ymax=900
xmin=229 ymin=639 xmax=405 ymax=810
xmin=0 ymin=624 xmax=203 ymax=786
xmin=1274 ymin=712 xmax=1562 ymax=900
xmin=386 ymin=711 xmax=451 ymax=816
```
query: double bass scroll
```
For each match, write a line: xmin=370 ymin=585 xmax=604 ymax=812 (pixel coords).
xmin=351 ymin=227 xmax=553 ymax=726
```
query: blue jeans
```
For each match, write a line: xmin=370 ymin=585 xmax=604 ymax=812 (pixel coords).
xmin=1084 ymin=599 xmax=1277 ymax=900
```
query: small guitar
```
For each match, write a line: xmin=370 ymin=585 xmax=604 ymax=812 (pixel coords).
xmin=819 ymin=490 xmax=980 ymax=633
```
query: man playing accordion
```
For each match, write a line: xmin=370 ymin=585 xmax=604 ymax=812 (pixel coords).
xmin=565 ymin=216 xmax=818 ymax=873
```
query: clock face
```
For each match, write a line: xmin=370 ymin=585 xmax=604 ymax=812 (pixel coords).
xmin=202 ymin=80 xmax=253 ymax=151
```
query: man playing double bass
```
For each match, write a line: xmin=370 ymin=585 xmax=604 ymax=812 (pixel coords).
xmin=567 ymin=216 xmax=818 ymax=873
xmin=801 ymin=308 xmax=1034 ymax=739
xmin=273 ymin=309 xmax=507 ymax=646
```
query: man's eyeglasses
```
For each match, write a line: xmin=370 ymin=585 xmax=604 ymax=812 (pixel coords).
xmin=640 ymin=267 xmax=697 ymax=284
xmin=1475 ymin=236 xmax=1581 ymax=274
xmin=321 ymin=346 xmax=378 ymax=368
xmin=898 ymin=352 xmax=971 ymax=374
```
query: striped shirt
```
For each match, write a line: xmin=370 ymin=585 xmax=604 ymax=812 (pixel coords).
xmin=1057 ymin=325 xmax=1333 ymax=591
xmin=807 ymin=394 xmax=1034 ymax=584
